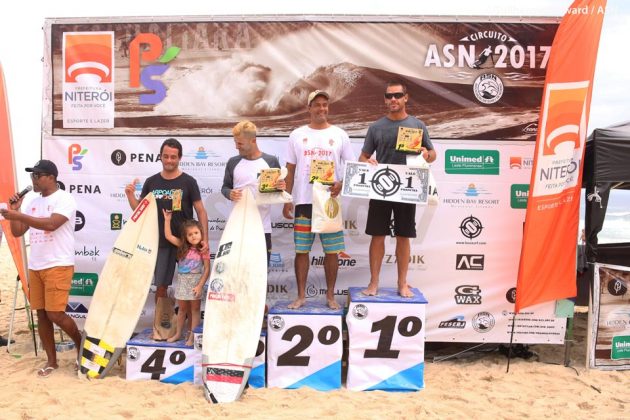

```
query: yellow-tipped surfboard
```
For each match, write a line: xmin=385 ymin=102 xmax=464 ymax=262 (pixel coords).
xmin=79 ymin=193 xmax=159 ymax=378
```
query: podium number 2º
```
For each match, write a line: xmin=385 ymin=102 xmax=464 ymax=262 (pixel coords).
xmin=364 ymin=315 xmax=422 ymax=359
xmin=278 ymin=325 xmax=340 ymax=367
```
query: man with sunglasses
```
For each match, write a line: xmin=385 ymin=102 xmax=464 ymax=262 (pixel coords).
xmin=1 ymin=159 xmax=82 ymax=377
xmin=359 ymin=80 xmax=436 ymax=298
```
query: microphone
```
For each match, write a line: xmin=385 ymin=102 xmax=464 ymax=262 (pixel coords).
xmin=9 ymin=185 xmax=33 ymax=204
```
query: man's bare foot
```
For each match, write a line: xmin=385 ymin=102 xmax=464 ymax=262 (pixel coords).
xmin=166 ymin=334 xmax=181 ymax=343
xmin=327 ymin=299 xmax=341 ymax=310
xmin=185 ymin=332 xmax=194 ymax=347
xmin=362 ymin=282 xmax=379 ymax=296
xmin=398 ymin=285 xmax=414 ymax=298
xmin=287 ymin=298 xmax=305 ymax=309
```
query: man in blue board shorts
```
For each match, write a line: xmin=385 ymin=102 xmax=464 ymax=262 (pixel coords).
xmin=125 ymin=138 xmax=209 ymax=301
xmin=283 ymin=90 xmax=356 ymax=310
xmin=359 ymin=80 xmax=436 ymax=298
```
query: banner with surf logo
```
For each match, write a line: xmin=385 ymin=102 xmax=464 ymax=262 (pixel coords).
xmin=44 ymin=18 xmax=557 ymax=138
xmin=516 ymin=0 xmax=606 ymax=313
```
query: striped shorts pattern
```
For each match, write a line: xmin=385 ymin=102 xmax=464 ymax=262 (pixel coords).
xmin=294 ymin=216 xmax=345 ymax=254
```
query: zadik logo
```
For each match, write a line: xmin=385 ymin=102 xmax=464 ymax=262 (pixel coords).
xmin=68 ymin=144 xmax=88 ymax=170
xmin=533 ymin=82 xmax=589 ymax=198
xmin=129 ymin=33 xmax=180 ymax=105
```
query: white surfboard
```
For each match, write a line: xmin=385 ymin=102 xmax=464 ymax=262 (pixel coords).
xmin=79 ymin=193 xmax=159 ymax=378
xmin=202 ymin=188 xmax=267 ymax=403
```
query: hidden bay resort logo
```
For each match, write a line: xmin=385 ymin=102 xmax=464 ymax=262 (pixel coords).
xmin=129 ymin=33 xmax=180 ymax=105
xmin=62 ymin=32 xmax=115 ymax=128
xmin=443 ymin=183 xmax=500 ymax=208
xmin=532 ymin=82 xmax=589 ymax=198
xmin=445 ymin=150 xmax=499 ymax=175
xmin=439 ymin=315 xmax=466 ymax=329
xmin=311 ymin=251 xmax=357 ymax=268
xmin=68 ymin=144 xmax=88 ymax=171
xmin=510 ymin=184 xmax=530 ymax=209
xmin=70 ymin=273 xmax=98 ymax=296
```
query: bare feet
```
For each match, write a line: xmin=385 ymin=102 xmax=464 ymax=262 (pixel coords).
xmin=327 ymin=298 xmax=341 ymax=310
xmin=287 ymin=298 xmax=305 ymax=309
xmin=185 ymin=332 xmax=194 ymax=347
xmin=398 ymin=284 xmax=414 ymax=298
xmin=166 ymin=334 xmax=181 ymax=343
xmin=362 ymin=282 xmax=379 ymax=296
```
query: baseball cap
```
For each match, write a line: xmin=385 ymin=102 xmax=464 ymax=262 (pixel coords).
xmin=25 ymin=159 xmax=58 ymax=177
xmin=307 ymin=90 xmax=330 ymax=106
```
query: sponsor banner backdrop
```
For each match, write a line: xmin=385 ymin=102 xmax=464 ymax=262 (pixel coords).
xmin=45 ymin=18 xmax=557 ymax=138
xmin=42 ymin=16 xmax=566 ymax=343
xmin=589 ymin=264 xmax=630 ymax=370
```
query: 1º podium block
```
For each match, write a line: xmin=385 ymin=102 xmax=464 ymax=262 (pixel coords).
xmin=346 ymin=287 xmax=428 ymax=391
xmin=267 ymin=300 xmax=343 ymax=390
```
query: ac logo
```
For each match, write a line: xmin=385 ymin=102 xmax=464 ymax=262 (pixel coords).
xmin=129 ymin=33 xmax=180 ymax=105
xmin=456 ymin=254 xmax=484 ymax=270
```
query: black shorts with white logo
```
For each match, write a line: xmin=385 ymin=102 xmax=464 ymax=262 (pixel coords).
xmin=365 ymin=199 xmax=416 ymax=238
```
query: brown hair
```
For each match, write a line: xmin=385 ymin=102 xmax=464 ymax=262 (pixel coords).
xmin=177 ymin=219 xmax=204 ymax=260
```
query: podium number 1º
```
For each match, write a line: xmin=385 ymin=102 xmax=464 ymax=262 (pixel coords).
xmin=365 ymin=315 xmax=422 ymax=359
xmin=278 ymin=325 xmax=340 ymax=367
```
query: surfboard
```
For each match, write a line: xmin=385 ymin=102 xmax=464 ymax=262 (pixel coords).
xmin=0 ymin=63 xmax=29 ymax=299
xmin=79 ymin=193 xmax=159 ymax=378
xmin=202 ymin=188 xmax=267 ymax=403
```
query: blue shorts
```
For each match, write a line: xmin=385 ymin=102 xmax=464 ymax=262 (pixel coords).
xmin=294 ymin=204 xmax=345 ymax=254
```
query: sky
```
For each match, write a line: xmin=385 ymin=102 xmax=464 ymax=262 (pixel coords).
xmin=1 ymin=0 xmax=628 ymax=187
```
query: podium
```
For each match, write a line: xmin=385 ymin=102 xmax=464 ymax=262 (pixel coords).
xmin=126 ymin=329 xmax=200 ymax=384
xmin=346 ymin=287 xmax=428 ymax=391
xmin=267 ymin=300 xmax=343 ymax=390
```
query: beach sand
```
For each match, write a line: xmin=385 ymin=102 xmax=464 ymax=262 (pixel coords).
xmin=0 ymin=243 xmax=628 ymax=419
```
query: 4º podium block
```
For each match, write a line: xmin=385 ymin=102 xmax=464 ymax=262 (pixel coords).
xmin=346 ymin=287 xmax=428 ymax=391
xmin=267 ymin=300 xmax=343 ymax=390
xmin=126 ymin=328 xmax=200 ymax=384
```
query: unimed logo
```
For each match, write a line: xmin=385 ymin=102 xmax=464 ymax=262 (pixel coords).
xmin=445 ymin=150 xmax=500 ymax=175
xmin=71 ymin=273 xmax=98 ymax=296
xmin=510 ymin=184 xmax=530 ymax=209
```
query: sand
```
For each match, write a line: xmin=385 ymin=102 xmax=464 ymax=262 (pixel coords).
xmin=0 ymin=243 xmax=628 ymax=419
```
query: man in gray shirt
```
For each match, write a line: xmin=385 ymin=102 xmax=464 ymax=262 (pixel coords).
xmin=359 ymin=80 xmax=436 ymax=297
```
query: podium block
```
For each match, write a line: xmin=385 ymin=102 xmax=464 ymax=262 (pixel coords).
xmin=191 ymin=325 xmax=266 ymax=388
xmin=126 ymin=329 xmax=201 ymax=384
xmin=267 ymin=300 xmax=343 ymax=390
xmin=346 ymin=287 xmax=428 ymax=391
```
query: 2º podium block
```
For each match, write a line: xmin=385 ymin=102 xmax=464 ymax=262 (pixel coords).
xmin=267 ymin=300 xmax=343 ymax=390
xmin=346 ymin=287 xmax=428 ymax=391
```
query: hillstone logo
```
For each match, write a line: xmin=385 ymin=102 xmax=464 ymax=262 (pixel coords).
xmin=510 ymin=184 xmax=530 ymax=209
xmin=445 ymin=150 xmax=500 ymax=175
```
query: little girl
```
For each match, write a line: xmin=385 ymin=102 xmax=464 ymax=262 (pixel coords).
xmin=163 ymin=210 xmax=210 ymax=346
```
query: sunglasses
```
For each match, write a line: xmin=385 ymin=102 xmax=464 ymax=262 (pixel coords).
xmin=384 ymin=92 xmax=405 ymax=99
xmin=30 ymin=172 xmax=50 ymax=179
